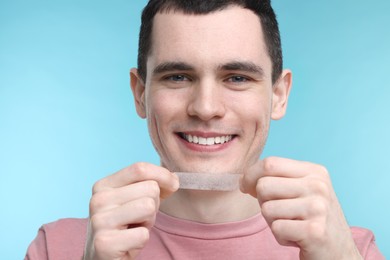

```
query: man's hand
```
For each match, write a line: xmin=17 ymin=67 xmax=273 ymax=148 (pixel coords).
xmin=83 ymin=163 xmax=179 ymax=260
xmin=240 ymin=157 xmax=363 ymax=260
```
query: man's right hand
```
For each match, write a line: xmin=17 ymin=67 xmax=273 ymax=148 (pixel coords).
xmin=83 ymin=163 xmax=179 ymax=260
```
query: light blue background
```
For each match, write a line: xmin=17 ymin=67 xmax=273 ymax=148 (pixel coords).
xmin=1 ymin=1 xmax=389 ymax=259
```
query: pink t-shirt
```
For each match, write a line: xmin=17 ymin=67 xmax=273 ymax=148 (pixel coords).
xmin=26 ymin=212 xmax=384 ymax=260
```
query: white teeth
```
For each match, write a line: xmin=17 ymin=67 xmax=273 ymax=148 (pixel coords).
xmin=183 ymin=134 xmax=234 ymax=145
xmin=198 ymin=137 xmax=207 ymax=145
xmin=206 ymin=137 xmax=214 ymax=145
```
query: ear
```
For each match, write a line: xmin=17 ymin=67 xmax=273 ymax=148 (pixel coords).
xmin=130 ymin=68 xmax=147 ymax=118
xmin=271 ymin=69 xmax=292 ymax=120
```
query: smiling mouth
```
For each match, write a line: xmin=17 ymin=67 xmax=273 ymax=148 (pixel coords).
xmin=178 ymin=133 xmax=236 ymax=146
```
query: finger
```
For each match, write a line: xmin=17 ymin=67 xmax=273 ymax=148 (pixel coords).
xmin=270 ymin=219 xmax=325 ymax=249
xmin=91 ymin=197 xmax=158 ymax=231
xmin=240 ymin=160 xmax=263 ymax=197
xmin=261 ymin=157 xmax=327 ymax=178
xmin=256 ymin=177 xmax=305 ymax=204
xmin=261 ymin=197 xmax=327 ymax=224
xmin=94 ymin=227 xmax=149 ymax=259
xmin=93 ymin=162 xmax=179 ymax=198
xmin=261 ymin=199 xmax=304 ymax=224
xmin=240 ymin=157 xmax=328 ymax=196
xmin=90 ymin=180 xmax=161 ymax=214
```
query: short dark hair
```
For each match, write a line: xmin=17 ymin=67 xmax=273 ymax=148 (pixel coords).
xmin=137 ymin=0 xmax=282 ymax=84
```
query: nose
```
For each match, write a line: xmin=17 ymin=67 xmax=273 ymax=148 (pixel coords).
xmin=187 ymin=79 xmax=226 ymax=121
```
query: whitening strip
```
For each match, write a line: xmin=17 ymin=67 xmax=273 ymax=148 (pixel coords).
xmin=175 ymin=172 xmax=240 ymax=191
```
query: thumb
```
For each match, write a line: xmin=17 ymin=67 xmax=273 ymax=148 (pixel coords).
xmin=240 ymin=159 xmax=264 ymax=198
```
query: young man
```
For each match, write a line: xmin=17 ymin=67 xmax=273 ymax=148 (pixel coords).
xmin=26 ymin=1 xmax=384 ymax=259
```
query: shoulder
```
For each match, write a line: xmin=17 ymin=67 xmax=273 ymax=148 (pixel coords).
xmin=351 ymin=227 xmax=385 ymax=260
xmin=351 ymin=226 xmax=375 ymax=242
xmin=42 ymin=218 xmax=88 ymax=235
xmin=26 ymin=218 xmax=88 ymax=260
xmin=42 ymin=218 xmax=88 ymax=249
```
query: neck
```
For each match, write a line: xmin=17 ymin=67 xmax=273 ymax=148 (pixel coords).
xmin=159 ymin=189 xmax=260 ymax=224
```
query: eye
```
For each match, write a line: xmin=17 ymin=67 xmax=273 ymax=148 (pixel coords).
xmin=226 ymin=75 xmax=249 ymax=83
xmin=164 ymin=74 xmax=190 ymax=82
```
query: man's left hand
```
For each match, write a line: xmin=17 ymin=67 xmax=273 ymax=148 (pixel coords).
xmin=240 ymin=157 xmax=363 ymax=260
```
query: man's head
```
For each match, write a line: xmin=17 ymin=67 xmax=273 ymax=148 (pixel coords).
xmin=130 ymin=1 xmax=291 ymax=174
xmin=137 ymin=0 xmax=282 ymax=84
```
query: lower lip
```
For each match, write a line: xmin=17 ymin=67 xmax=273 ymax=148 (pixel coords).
xmin=176 ymin=134 xmax=235 ymax=152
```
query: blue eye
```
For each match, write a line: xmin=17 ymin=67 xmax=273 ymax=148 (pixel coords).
xmin=166 ymin=75 xmax=188 ymax=82
xmin=228 ymin=75 xmax=248 ymax=83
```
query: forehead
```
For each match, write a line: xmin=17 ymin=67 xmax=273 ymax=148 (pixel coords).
xmin=148 ymin=6 xmax=271 ymax=75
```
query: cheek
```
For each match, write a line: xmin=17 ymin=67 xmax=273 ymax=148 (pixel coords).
xmin=229 ymin=91 xmax=272 ymax=123
xmin=147 ymin=90 xmax=184 ymax=120
xmin=146 ymin=90 xmax=186 ymax=139
xmin=230 ymin=91 xmax=272 ymax=154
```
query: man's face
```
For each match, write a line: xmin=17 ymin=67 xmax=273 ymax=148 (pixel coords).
xmin=132 ymin=6 xmax=290 ymax=174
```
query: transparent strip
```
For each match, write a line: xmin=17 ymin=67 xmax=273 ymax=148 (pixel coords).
xmin=174 ymin=172 xmax=240 ymax=191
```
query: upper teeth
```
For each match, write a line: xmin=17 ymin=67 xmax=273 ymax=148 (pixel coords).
xmin=184 ymin=134 xmax=233 ymax=145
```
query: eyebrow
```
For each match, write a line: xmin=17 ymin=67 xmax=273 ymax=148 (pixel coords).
xmin=152 ymin=62 xmax=194 ymax=75
xmin=218 ymin=61 xmax=265 ymax=77
xmin=152 ymin=60 xmax=265 ymax=77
